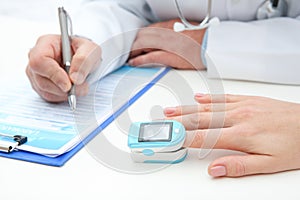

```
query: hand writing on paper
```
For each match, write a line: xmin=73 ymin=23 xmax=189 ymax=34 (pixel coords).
xmin=26 ymin=34 xmax=101 ymax=102
xmin=164 ymin=94 xmax=300 ymax=177
xmin=128 ymin=19 xmax=206 ymax=70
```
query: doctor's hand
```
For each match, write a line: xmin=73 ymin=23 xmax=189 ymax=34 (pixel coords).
xmin=26 ymin=34 xmax=101 ymax=102
xmin=128 ymin=19 xmax=206 ymax=70
xmin=164 ymin=94 xmax=300 ymax=178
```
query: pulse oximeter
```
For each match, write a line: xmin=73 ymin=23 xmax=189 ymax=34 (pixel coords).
xmin=128 ymin=120 xmax=187 ymax=164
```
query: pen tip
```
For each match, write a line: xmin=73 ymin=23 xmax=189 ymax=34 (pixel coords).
xmin=68 ymin=95 xmax=77 ymax=111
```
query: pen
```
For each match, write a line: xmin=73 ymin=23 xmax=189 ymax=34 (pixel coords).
xmin=58 ymin=7 xmax=76 ymax=111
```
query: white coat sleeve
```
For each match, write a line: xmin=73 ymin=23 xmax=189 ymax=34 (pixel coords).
xmin=205 ymin=16 xmax=300 ymax=85
xmin=72 ymin=0 xmax=157 ymax=83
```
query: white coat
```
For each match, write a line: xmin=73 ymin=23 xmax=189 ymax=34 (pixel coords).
xmin=73 ymin=0 xmax=300 ymax=85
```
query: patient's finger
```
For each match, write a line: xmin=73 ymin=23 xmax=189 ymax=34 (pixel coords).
xmin=194 ymin=94 xmax=252 ymax=104
xmin=164 ymin=103 xmax=236 ymax=117
xmin=167 ymin=111 xmax=231 ymax=130
xmin=184 ymin=127 xmax=244 ymax=152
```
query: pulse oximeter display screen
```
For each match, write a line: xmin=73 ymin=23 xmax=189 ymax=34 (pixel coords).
xmin=138 ymin=122 xmax=172 ymax=142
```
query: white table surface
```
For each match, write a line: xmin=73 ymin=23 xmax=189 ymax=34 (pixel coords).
xmin=0 ymin=2 xmax=300 ymax=199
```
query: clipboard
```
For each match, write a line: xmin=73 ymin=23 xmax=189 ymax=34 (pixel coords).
xmin=0 ymin=66 xmax=170 ymax=167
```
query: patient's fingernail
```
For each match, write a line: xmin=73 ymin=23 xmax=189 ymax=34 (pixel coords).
xmin=195 ymin=93 xmax=205 ymax=98
xmin=164 ymin=107 xmax=176 ymax=115
xmin=210 ymin=166 xmax=227 ymax=177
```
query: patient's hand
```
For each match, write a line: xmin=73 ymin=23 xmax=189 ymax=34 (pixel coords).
xmin=128 ymin=19 xmax=206 ymax=70
xmin=164 ymin=94 xmax=300 ymax=177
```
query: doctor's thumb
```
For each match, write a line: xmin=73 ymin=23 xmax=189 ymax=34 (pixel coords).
xmin=207 ymin=154 xmax=274 ymax=178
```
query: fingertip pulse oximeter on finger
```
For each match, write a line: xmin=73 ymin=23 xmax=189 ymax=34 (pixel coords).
xmin=128 ymin=120 xmax=187 ymax=164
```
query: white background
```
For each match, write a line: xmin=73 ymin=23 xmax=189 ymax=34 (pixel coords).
xmin=0 ymin=1 xmax=300 ymax=199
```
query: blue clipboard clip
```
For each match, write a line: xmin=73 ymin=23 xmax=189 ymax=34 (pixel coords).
xmin=0 ymin=133 xmax=27 ymax=153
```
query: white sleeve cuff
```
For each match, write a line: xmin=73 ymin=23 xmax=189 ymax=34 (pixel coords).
xmin=205 ymin=17 xmax=300 ymax=85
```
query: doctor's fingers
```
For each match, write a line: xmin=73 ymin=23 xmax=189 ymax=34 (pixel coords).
xmin=164 ymin=103 xmax=237 ymax=117
xmin=28 ymin=35 xmax=72 ymax=93
xmin=69 ymin=37 xmax=102 ymax=85
xmin=27 ymin=69 xmax=89 ymax=102
xmin=129 ymin=20 xmax=181 ymax=58
xmin=29 ymin=34 xmax=62 ymax=62
xmin=131 ymin=28 xmax=203 ymax=69
xmin=128 ymin=47 xmax=158 ymax=59
xmin=28 ymin=51 xmax=71 ymax=93
xmin=128 ymin=50 xmax=197 ymax=70
xmin=26 ymin=68 xmax=67 ymax=102
xmin=167 ymin=111 xmax=232 ymax=130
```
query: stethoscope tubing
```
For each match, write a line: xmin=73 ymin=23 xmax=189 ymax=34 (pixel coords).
xmin=174 ymin=0 xmax=212 ymax=30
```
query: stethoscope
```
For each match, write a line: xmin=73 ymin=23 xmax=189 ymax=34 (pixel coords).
xmin=173 ymin=0 xmax=287 ymax=32
xmin=173 ymin=0 xmax=218 ymax=32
